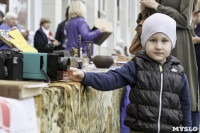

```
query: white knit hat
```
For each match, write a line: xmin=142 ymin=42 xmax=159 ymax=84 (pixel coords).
xmin=141 ymin=13 xmax=177 ymax=49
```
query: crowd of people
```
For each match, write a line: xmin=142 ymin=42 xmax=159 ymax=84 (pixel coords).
xmin=0 ymin=0 xmax=200 ymax=133
xmin=34 ymin=0 xmax=103 ymax=56
xmin=0 ymin=0 xmax=104 ymax=57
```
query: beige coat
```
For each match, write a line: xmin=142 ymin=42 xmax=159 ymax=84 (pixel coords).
xmin=157 ymin=0 xmax=199 ymax=111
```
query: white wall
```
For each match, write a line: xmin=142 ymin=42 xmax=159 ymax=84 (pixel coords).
xmin=105 ymin=0 xmax=116 ymax=56
xmin=28 ymin=0 xmax=42 ymax=32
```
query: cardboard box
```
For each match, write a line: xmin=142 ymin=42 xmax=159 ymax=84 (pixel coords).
xmin=92 ymin=18 xmax=112 ymax=45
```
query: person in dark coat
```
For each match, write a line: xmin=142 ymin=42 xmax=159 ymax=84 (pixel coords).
xmin=191 ymin=4 xmax=200 ymax=132
xmin=65 ymin=0 xmax=104 ymax=56
xmin=34 ymin=17 xmax=59 ymax=52
xmin=65 ymin=13 xmax=192 ymax=133
xmin=0 ymin=10 xmax=4 ymax=26
xmin=54 ymin=6 xmax=70 ymax=50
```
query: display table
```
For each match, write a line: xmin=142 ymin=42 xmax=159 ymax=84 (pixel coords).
xmin=34 ymin=81 xmax=122 ymax=133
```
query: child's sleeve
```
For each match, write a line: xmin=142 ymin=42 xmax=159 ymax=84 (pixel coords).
xmin=179 ymin=74 xmax=192 ymax=132
xmin=81 ymin=60 xmax=136 ymax=91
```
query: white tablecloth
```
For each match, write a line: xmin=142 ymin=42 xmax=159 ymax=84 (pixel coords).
xmin=0 ymin=97 xmax=37 ymax=133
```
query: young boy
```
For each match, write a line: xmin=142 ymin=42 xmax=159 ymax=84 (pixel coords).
xmin=66 ymin=13 xmax=192 ymax=133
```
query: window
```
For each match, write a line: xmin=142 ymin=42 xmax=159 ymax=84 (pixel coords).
xmin=128 ymin=0 xmax=132 ymax=26
xmin=9 ymin=0 xmax=28 ymax=29
xmin=102 ymin=0 xmax=105 ymax=11
xmin=98 ymin=0 xmax=100 ymax=18
xmin=0 ymin=0 xmax=9 ymax=12
xmin=98 ymin=0 xmax=105 ymax=18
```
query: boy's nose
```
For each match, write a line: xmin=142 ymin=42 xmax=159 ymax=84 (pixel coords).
xmin=155 ymin=43 xmax=162 ymax=49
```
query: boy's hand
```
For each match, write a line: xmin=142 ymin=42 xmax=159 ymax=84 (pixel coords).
xmin=64 ymin=67 xmax=85 ymax=82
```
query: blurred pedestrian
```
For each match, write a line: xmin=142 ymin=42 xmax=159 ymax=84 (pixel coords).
xmin=65 ymin=0 xmax=104 ymax=56
xmin=34 ymin=17 xmax=59 ymax=52
xmin=0 ymin=10 xmax=4 ymax=25
xmin=0 ymin=12 xmax=23 ymax=49
xmin=55 ymin=6 xmax=70 ymax=50
xmin=0 ymin=12 xmax=19 ymax=31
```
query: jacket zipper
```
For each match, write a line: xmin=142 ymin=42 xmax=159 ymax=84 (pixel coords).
xmin=158 ymin=65 xmax=163 ymax=133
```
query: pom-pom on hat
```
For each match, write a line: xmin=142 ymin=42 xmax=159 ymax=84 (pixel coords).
xmin=141 ymin=13 xmax=177 ymax=49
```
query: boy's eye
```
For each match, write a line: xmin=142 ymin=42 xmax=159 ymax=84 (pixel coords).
xmin=162 ymin=39 xmax=169 ymax=43
xmin=149 ymin=39 xmax=156 ymax=42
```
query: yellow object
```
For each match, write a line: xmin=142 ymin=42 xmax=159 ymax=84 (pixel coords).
xmin=159 ymin=64 xmax=163 ymax=72
xmin=8 ymin=29 xmax=38 ymax=53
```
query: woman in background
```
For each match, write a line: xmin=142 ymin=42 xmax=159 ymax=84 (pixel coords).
xmin=55 ymin=6 xmax=70 ymax=50
xmin=65 ymin=0 xmax=104 ymax=56
xmin=34 ymin=17 xmax=59 ymax=52
xmin=0 ymin=12 xmax=29 ymax=49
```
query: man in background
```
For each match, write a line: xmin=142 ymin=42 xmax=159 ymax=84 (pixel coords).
xmin=54 ymin=6 xmax=70 ymax=50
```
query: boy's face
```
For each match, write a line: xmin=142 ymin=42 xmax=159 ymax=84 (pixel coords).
xmin=145 ymin=32 xmax=172 ymax=64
